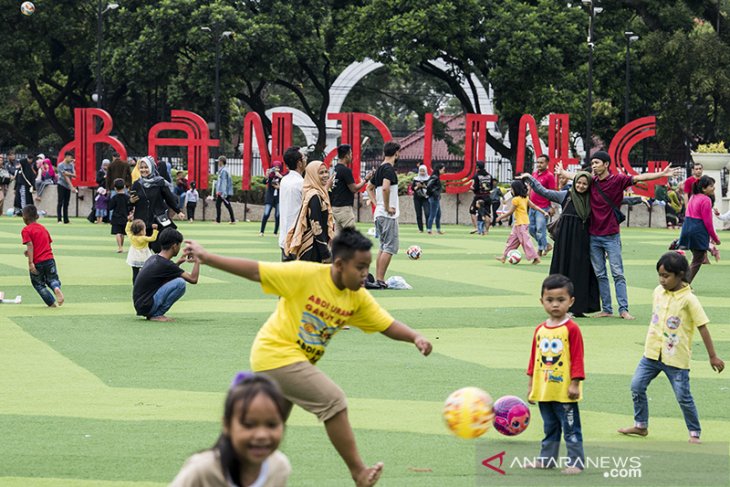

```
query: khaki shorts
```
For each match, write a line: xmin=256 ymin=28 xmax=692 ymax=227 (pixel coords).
xmin=260 ymin=361 xmax=347 ymax=422
xmin=332 ymin=205 xmax=356 ymax=233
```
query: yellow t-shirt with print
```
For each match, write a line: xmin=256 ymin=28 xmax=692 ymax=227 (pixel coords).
xmin=251 ymin=261 xmax=395 ymax=372
xmin=644 ymin=285 xmax=709 ymax=369
xmin=511 ymin=196 xmax=529 ymax=226
xmin=527 ymin=319 xmax=584 ymax=403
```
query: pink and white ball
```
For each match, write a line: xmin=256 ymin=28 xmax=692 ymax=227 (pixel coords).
xmin=506 ymin=249 xmax=522 ymax=264
xmin=492 ymin=395 xmax=531 ymax=436
xmin=21 ymin=1 xmax=36 ymax=16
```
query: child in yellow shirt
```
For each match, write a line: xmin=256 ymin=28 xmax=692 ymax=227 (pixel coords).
xmin=496 ymin=180 xmax=547 ymax=264
xmin=182 ymin=228 xmax=433 ymax=487
xmin=527 ymin=274 xmax=585 ymax=473
xmin=126 ymin=217 xmax=158 ymax=283
xmin=618 ymin=252 xmax=724 ymax=443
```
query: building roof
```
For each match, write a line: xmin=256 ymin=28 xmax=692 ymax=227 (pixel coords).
xmin=397 ymin=114 xmax=465 ymax=161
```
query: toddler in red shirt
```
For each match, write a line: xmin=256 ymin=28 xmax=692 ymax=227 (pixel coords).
xmin=21 ymin=205 xmax=64 ymax=307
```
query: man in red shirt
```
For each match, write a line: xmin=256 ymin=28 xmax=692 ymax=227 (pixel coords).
xmin=683 ymin=162 xmax=703 ymax=206
xmin=21 ymin=205 xmax=64 ymax=306
xmin=558 ymin=151 xmax=679 ymax=320
xmin=529 ymin=155 xmax=556 ymax=256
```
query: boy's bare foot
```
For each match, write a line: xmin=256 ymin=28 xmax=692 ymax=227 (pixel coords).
xmin=620 ymin=311 xmax=636 ymax=320
xmin=54 ymin=288 xmax=64 ymax=306
xmin=149 ymin=315 xmax=174 ymax=322
xmin=532 ymin=257 xmax=541 ymax=265
xmin=545 ymin=243 xmax=553 ymax=255
xmin=618 ymin=426 xmax=648 ymax=437
xmin=562 ymin=466 xmax=583 ymax=475
xmin=689 ymin=436 xmax=702 ymax=444
xmin=117 ymin=248 xmax=123 ymax=253
xmin=354 ymin=462 xmax=384 ymax=487
xmin=594 ymin=312 xmax=613 ymax=318
xmin=495 ymin=256 xmax=505 ymax=263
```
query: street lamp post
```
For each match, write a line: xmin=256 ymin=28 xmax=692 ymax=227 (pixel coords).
xmin=582 ymin=0 xmax=602 ymax=165
xmin=624 ymin=31 xmax=639 ymax=125
xmin=201 ymin=27 xmax=234 ymax=145
xmin=95 ymin=1 xmax=119 ymax=108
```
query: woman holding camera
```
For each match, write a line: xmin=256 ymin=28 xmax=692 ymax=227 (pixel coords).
xmin=129 ymin=156 xmax=184 ymax=253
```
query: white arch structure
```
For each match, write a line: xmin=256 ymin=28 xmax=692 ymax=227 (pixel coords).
xmin=263 ymin=58 xmax=499 ymax=154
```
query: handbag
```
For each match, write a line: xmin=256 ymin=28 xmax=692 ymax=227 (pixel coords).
xmin=546 ymin=195 xmax=570 ymax=241
xmin=547 ymin=215 xmax=562 ymax=241
xmin=154 ymin=212 xmax=172 ymax=228
xmin=594 ymin=180 xmax=626 ymax=224
xmin=139 ymin=185 xmax=172 ymax=228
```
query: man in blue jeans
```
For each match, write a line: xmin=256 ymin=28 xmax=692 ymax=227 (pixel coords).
xmin=529 ymin=154 xmax=556 ymax=256
xmin=133 ymin=228 xmax=199 ymax=322
xmin=558 ymin=151 xmax=679 ymax=319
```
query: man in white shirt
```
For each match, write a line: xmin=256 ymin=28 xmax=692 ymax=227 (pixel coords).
xmin=278 ymin=147 xmax=307 ymax=261
xmin=366 ymin=141 xmax=401 ymax=288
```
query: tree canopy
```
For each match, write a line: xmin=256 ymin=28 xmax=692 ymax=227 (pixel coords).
xmin=1 ymin=0 xmax=728 ymax=164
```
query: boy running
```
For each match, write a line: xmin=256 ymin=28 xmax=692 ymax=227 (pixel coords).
xmin=21 ymin=205 xmax=64 ymax=307
xmin=183 ymin=228 xmax=433 ymax=486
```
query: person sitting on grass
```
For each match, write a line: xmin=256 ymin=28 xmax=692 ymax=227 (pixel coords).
xmin=171 ymin=372 xmax=291 ymax=487
xmin=21 ymin=205 xmax=64 ymax=307
xmin=182 ymin=227 xmax=433 ymax=487
xmin=132 ymin=228 xmax=199 ymax=322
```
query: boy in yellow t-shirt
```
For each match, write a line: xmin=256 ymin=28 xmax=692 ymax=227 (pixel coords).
xmin=619 ymin=252 xmax=724 ymax=443
xmin=527 ymin=274 xmax=585 ymax=474
xmin=183 ymin=228 xmax=432 ymax=487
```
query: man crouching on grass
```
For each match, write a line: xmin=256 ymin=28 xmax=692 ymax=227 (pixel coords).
xmin=133 ymin=228 xmax=199 ymax=322
xmin=182 ymin=227 xmax=433 ymax=486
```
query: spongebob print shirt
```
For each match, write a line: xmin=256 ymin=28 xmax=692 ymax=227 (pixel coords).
xmin=644 ymin=285 xmax=709 ymax=370
xmin=527 ymin=319 xmax=585 ymax=403
xmin=251 ymin=261 xmax=394 ymax=371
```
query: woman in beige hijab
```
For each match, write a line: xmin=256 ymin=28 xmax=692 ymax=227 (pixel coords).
xmin=284 ymin=161 xmax=335 ymax=262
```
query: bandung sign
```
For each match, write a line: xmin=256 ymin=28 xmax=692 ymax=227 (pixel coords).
xmin=59 ymin=109 xmax=666 ymax=196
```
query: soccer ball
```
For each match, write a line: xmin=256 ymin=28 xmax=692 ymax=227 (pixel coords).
xmin=406 ymin=245 xmax=422 ymax=260
xmin=5 ymin=208 xmax=14 ymax=217
xmin=492 ymin=395 xmax=531 ymax=436
xmin=506 ymin=249 xmax=522 ymax=264
xmin=21 ymin=1 xmax=35 ymax=15
xmin=443 ymin=387 xmax=495 ymax=439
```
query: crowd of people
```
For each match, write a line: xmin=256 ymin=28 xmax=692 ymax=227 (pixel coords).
xmin=6 ymin=143 xmax=730 ymax=485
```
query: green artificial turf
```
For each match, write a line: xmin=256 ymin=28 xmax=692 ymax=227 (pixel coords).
xmin=1 ymin=217 xmax=729 ymax=486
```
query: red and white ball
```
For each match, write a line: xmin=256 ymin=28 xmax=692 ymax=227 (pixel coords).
xmin=506 ymin=249 xmax=522 ymax=264
xmin=406 ymin=245 xmax=422 ymax=260
xmin=21 ymin=1 xmax=35 ymax=16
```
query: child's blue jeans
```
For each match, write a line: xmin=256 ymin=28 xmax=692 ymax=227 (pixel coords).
xmin=29 ymin=258 xmax=61 ymax=306
xmin=538 ymin=401 xmax=584 ymax=469
xmin=477 ymin=220 xmax=486 ymax=234
xmin=148 ymin=277 xmax=186 ymax=318
xmin=630 ymin=356 xmax=701 ymax=436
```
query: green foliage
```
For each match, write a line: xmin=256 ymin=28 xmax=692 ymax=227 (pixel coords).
xmin=1 ymin=0 xmax=730 ymax=167
xmin=398 ymin=172 xmax=415 ymax=196
xmin=204 ymin=174 xmax=266 ymax=203
xmin=696 ymin=141 xmax=728 ymax=153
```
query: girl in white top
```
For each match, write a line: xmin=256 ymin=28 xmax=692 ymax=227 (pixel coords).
xmin=171 ymin=373 xmax=291 ymax=487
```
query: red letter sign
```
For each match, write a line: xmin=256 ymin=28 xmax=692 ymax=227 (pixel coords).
xmin=56 ymin=108 xmax=127 ymax=186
